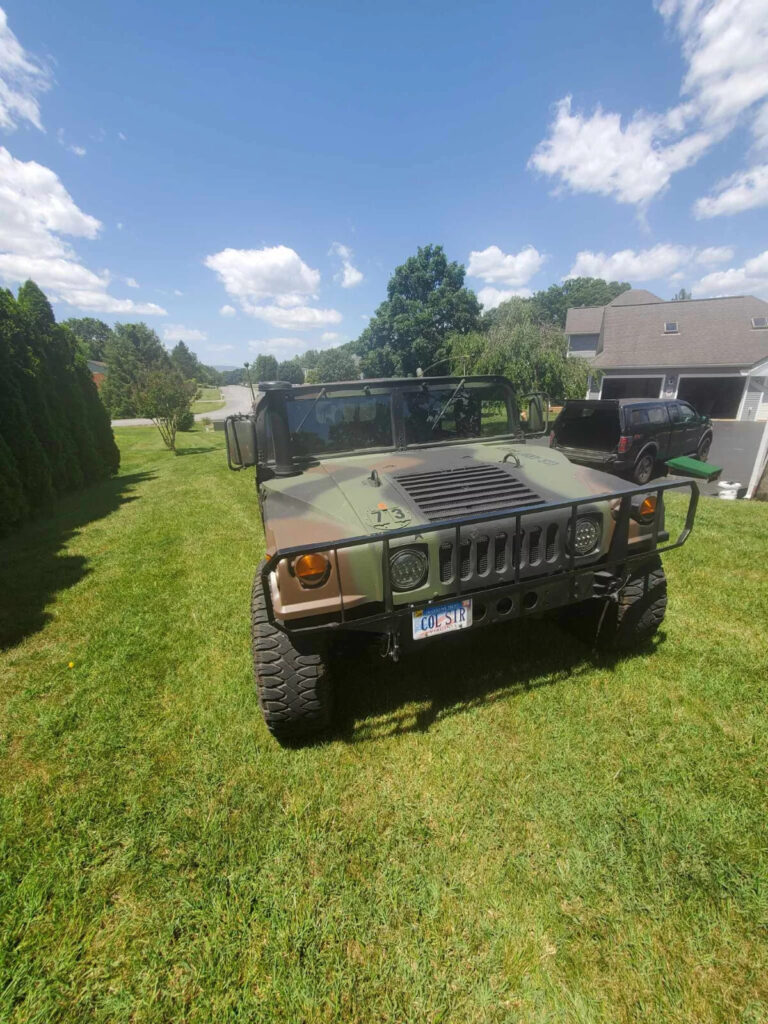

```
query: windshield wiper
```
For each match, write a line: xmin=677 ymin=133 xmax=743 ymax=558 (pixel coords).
xmin=430 ymin=378 xmax=466 ymax=432
xmin=295 ymin=387 xmax=327 ymax=434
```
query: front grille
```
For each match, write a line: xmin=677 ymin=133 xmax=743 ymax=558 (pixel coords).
xmin=438 ymin=524 xmax=562 ymax=585
xmin=393 ymin=463 xmax=543 ymax=522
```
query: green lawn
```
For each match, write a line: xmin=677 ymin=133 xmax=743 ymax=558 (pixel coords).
xmin=191 ymin=387 xmax=225 ymax=414
xmin=1 ymin=426 xmax=767 ymax=1023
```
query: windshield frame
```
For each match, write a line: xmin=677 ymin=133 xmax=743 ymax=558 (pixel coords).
xmin=266 ymin=376 xmax=523 ymax=463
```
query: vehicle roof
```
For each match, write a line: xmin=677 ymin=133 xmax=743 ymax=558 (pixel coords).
xmin=260 ymin=375 xmax=514 ymax=394
xmin=564 ymin=397 xmax=675 ymax=407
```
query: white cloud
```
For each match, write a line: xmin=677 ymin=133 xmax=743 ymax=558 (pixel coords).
xmin=249 ymin=304 xmax=342 ymax=330
xmin=330 ymin=242 xmax=363 ymax=288
xmin=219 ymin=303 xmax=237 ymax=317
xmin=163 ymin=324 xmax=207 ymax=344
xmin=205 ymin=244 xmax=320 ymax=303
xmin=567 ymin=244 xmax=693 ymax=281
xmin=530 ymin=0 xmax=768 ymax=209
xmin=0 ymin=146 xmax=166 ymax=315
xmin=207 ymin=344 xmax=234 ymax=353
xmin=116 ymin=221 xmax=124 ymax=230
xmin=477 ymin=286 xmax=532 ymax=309
xmin=57 ymin=128 xmax=86 ymax=157
xmin=467 ymin=245 xmax=545 ymax=288
xmin=205 ymin=244 xmax=342 ymax=327
xmin=695 ymin=245 xmax=735 ymax=265
xmin=0 ymin=7 xmax=50 ymax=131
xmin=692 ymin=248 xmax=768 ymax=298
xmin=693 ymin=164 xmax=768 ymax=217
xmin=125 ymin=276 xmax=139 ymax=288
xmin=248 ymin=337 xmax=305 ymax=357
xmin=117 ymin=131 xmax=127 ymax=141
xmin=321 ymin=331 xmax=341 ymax=342
xmin=173 ymin=289 xmax=183 ymax=296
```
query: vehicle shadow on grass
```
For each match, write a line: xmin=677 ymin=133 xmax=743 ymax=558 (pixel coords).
xmin=329 ymin=619 xmax=664 ymax=743
xmin=0 ymin=471 xmax=154 ymax=650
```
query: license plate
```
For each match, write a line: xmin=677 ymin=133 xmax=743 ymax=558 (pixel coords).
xmin=412 ymin=599 xmax=472 ymax=640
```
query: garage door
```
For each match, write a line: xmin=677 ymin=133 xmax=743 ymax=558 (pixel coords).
xmin=601 ymin=377 xmax=662 ymax=399
xmin=676 ymin=377 xmax=744 ymax=418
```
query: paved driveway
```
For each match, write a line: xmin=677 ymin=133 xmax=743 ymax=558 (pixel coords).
xmin=112 ymin=385 xmax=253 ymax=428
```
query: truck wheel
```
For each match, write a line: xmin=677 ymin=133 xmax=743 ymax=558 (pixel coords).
xmin=632 ymin=451 xmax=656 ymax=484
xmin=697 ymin=434 xmax=712 ymax=461
xmin=251 ymin=564 xmax=332 ymax=744
xmin=559 ymin=556 xmax=667 ymax=651
xmin=597 ymin=555 xmax=667 ymax=651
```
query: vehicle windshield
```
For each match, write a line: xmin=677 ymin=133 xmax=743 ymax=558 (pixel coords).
xmin=403 ymin=383 xmax=514 ymax=444
xmin=286 ymin=393 xmax=393 ymax=455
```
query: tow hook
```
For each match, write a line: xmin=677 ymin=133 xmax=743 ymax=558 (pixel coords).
xmin=381 ymin=631 xmax=401 ymax=662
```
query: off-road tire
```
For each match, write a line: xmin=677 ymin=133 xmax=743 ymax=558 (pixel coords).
xmin=559 ymin=556 xmax=667 ymax=652
xmin=697 ymin=434 xmax=712 ymax=461
xmin=251 ymin=564 xmax=332 ymax=743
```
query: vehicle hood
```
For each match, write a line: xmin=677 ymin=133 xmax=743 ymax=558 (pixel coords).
xmin=261 ymin=441 xmax=637 ymax=554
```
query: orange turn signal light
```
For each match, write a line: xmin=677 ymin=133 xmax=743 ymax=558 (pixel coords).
xmin=638 ymin=496 xmax=657 ymax=522
xmin=293 ymin=552 xmax=331 ymax=588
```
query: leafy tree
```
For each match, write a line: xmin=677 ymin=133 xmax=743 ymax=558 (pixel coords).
xmin=528 ymin=277 xmax=631 ymax=329
xmin=306 ymin=348 xmax=358 ymax=383
xmin=672 ymin=287 xmax=692 ymax=301
xmin=133 ymin=367 xmax=195 ymax=452
xmin=62 ymin=317 xmax=114 ymax=361
xmin=170 ymin=340 xmax=202 ymax=380
xmin=101 ymin=323 xmax=169 ymax=417
xmin=299 ymin=349 xmax=320 ymax=371
xmin=220 ymin=367 xmax=244 ymax=385
xmin=277 ymin=358 xmax=304 ymax=384
xmin=447 ymin=298 xmax=590 ymax=401
xmin=356 ymin=244 xmax=481 ymax=377
xmin=252 ymin=354 xmax=279 ymax=381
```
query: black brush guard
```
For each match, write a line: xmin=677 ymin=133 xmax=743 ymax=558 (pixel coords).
xmin=261 ymin=478 xmax=699 ymax=635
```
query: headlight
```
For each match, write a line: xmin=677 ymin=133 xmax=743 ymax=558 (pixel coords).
xmin=292 ymin=552 xmax=331 ymax=588
xmin=389 ymin=548 xmax=428 ymax=591
xmin=571 ymin=517 xmax=601 ymax=556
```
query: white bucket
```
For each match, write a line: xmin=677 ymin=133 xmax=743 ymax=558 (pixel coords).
xmin=717 ymin=480 xmax=741 ymax=500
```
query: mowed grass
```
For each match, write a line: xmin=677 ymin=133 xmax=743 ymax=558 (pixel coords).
xmin=191 ymin=387 xmax=225 ymax=414
xmin=1 ymin=426 xmax=767 ymax=1023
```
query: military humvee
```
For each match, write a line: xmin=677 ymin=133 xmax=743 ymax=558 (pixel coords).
xmin=226 ymin=376 xmax=698 ymax=743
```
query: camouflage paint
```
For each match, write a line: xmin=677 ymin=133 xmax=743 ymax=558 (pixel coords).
xmin=262 ymin=440 xmax=659 ymax=622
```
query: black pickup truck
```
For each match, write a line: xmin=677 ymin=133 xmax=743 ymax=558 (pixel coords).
xmin=550 ymin=398 xmax=713 ymax=484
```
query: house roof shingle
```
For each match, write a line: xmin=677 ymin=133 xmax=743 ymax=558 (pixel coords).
xmin=564 ymin=305 xmax=604 ymax=335
xmin=591 ymin=295 xmax=768 ymax=370
xmin=608 ymin=288 xmax=662 ymax=307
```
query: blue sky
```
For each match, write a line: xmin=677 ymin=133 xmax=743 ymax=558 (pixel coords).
xmin=2 ymin=0 xmax=767 ymax=365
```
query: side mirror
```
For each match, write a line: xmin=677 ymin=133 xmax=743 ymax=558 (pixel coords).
xmin=519 ymin=392 xmax=549 ymax=435
xmin=225 ymin=415 xmax=257 ymax=470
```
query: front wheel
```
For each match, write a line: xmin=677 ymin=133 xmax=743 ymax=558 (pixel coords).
xmin=559 ymin=556 xmax=667 ymax=652
xmin=251 ymin=564 xmax=332 ymax=744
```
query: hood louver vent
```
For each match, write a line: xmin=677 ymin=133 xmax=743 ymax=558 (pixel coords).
xmin=393 ymin=464 xmax=543 ymax=522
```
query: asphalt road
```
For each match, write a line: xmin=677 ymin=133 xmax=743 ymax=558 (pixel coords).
xmin=111 ymin=385 xmax=253 ymax=428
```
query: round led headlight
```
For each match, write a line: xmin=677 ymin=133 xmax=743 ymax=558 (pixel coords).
xmin=389 ymin=548 xmax=428 ymax=592
xmin=292 ymin=552 xmax=331 ymax=588
xmin=572 ymin=517 xmax=601 ymax=556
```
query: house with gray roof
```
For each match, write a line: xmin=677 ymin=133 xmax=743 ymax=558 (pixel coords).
xmin=566 ymin=289 xmax=768 ymax=420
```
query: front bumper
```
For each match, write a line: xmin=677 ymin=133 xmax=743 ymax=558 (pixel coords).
xmin=262 ymin=478 xmax=698 ymax=636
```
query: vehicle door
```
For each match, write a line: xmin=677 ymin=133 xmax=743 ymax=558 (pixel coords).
xmin=646 ymin=403 xmax=671 ymax=459
xmin=676 ymin=401 xmax=701 ymax=454
xmin=626 ymin=405 xmax=652 ymax=461
xmin=666 ymin=402 xmax=687 ymax=456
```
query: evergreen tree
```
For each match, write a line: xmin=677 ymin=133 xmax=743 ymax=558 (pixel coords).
xmin=62 ymin=317 xmax=114 ymax=361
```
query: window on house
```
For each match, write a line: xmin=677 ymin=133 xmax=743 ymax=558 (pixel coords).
xmin=664 ymin=321 xmax=679 ymax=334
xmin=751 ymin=316 xmax=768 ymax=329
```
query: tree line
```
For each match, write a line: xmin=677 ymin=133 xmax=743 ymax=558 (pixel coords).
xmin=257 ymin=244 xmax=629 ymax=394
xmin=0 ymin=283 xmax=120 ymax=537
